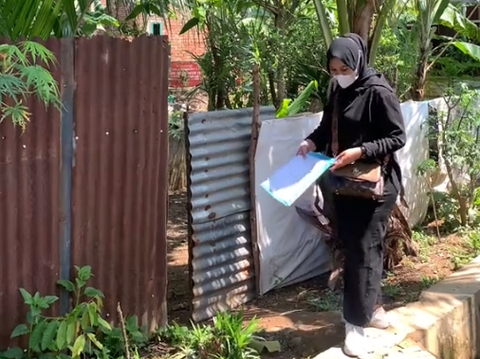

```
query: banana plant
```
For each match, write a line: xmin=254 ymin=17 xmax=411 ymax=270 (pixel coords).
xmin=409 ymin=1 xmax=480 ymax=100
xmin=440 ymin=5 xmax=480 ymax=65
xmin=409 ymin=0 xmax=450 ymax=100
xmin=276 ymin=80 xmax=318 ymax=118
xmin=312 ymin=0 xmax=397 ymax=64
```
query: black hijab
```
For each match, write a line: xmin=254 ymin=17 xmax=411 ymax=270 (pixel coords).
xmin=326 ymin=33 xmax=379 ymax=89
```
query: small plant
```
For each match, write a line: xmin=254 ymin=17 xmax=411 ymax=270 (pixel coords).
xmin=382 ymin=283 xmax=403 ymax=299
xmin=420 ymin=275 xmax=441 ymax=288
xmin=169 ymin=111 xmax=184 ymax=141
xmin=449 ymin=231 xmax=480 ymax=269
xmin=158 ymin=312 xmax=261 ymax=359
xmin=412 ymin=230 xmax=436 ymax=262
xmin=466 ymin=231 xmax=480 ymax=255
xmin=1 ymin=266 xmax=148 ymax=359
xmin=417 ymin=159 xmax=441 ymax=239
xmin=306 ymin=291 xmax=341 ymax=312
xmin=429 ymin=85 xmax=480 ymax=227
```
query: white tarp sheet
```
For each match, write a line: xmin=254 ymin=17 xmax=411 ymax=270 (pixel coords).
xmin=396 ymin=101 xmax=430 ymax=227
xmin=255 ymin=101 xmax=431 ymax=295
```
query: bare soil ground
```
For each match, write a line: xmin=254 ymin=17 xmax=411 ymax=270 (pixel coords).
xmin=165 ymin=191 xmax=475 ymax=358
xmin=166 ymin=192 xmax=190 ymax=324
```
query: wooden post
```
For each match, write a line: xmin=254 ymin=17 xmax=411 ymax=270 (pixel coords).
xmin=249 ymin=64 xmax=261 ymax=296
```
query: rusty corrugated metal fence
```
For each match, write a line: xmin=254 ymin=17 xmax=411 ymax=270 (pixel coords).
xmin=185 ymin=107 xmax=275 ymax=322
xmin=0 ymin=36 xmax=169 ymax=346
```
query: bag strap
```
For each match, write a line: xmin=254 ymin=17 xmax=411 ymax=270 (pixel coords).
xmin=331 ymin=86 xmax=339 ymax=157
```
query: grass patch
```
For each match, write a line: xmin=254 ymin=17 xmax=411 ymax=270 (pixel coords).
xmin=158 ymin=312 xmax=262 ymax=359
xmin=306 ymin=291 xmax=342 ymax=312
xmin=412 ymin=230 xmax=437 ymax=263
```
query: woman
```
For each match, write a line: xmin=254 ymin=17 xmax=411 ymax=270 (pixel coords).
xmin=297 ymin=33 xmax=406 ymax=357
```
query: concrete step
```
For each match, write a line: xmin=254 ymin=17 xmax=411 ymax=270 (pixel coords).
xmin=313 ymin=336 xmax=440 ymax=359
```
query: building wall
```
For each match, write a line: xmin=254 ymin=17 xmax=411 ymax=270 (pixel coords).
xmin=99 ymin=0 xmax=205 ymax=88
xmin=147 ymin=16 xmax=205 ymax=88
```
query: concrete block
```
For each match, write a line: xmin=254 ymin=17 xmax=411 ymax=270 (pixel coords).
xmin=313 ymin=255 xmax=480 ymax=359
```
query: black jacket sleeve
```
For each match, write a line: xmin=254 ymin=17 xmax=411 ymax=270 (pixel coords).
xmin=362 ymin=88 xmax=406 ymax=159
xmin=305 ymin=107 xmax=332 ymax=151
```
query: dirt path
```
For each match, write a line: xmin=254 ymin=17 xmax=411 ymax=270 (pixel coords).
xmin=166 ymin=191 xmax=476 ymax=358
xmin=166 ymin=192 xmax=190 ymax=324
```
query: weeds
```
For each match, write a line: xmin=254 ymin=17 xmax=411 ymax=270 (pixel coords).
xmin=382 ymin=283 xmax=403 ymax=299
xmin=412 ymin=230 xmax=436 ymax=263
xmin=0 ymin=267 xmax=262 ymax=359
xmin=158 ymin=312 xmax=261 ymax=359
xmin=306 ymin=291 xmax=341 ymax=312
xmin=0 ymin=266 xmax=149 ymax=359
xmin=420 ymin=275 xmax=441 ymax=288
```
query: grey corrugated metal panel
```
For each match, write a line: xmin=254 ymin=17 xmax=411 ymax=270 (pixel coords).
xmin=71 ymin=35 xmax=169 ymax=331
xmin=190 ymin=211 xmax=256 ymax=322
xmin=187 ymin=106 xmax=275 ymax=322
xmin=187 ymin=106 xmax=275 ymax=224
xmin=0 ymin=38 xmax=63 ymax=347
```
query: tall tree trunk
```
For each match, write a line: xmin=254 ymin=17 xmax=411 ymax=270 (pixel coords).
xmin=274 ymin=13 xmax=286 ymax=109
xmin=411 ymin=44 xmax=429 ymax=101
xmin=352 ymin=0 xmax=377 ymax=43
xmin=268 ymin=70 xmax=277 ymax=106
xmin=206 ymin=18 xmax=227 ymax=110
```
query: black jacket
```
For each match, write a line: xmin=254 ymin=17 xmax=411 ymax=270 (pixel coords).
xmin=306 ymin=74 xmax=406 ymax=192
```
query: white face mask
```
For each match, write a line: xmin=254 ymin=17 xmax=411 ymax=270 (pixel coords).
xmin=332 ymin=49 xmax=361 ymax=88
xmin=334 ymin=72 xmax=358 ymax=89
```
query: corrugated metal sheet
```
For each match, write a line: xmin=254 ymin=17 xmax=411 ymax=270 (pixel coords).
xmin=186 ymin=106 xmax=276 ymax=322
xmin=71 ymin=36 xmax=169 ymax=330
xmin=0 ymin=39 xmax=62 ymax=346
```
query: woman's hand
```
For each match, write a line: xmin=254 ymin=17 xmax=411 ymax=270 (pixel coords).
xmin=331 ymin=147 xmax=363 ymax=170
xmin=296 ymin=139 xmax=316 ymax=158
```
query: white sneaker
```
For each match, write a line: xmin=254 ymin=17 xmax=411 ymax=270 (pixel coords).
xmin=340 ymin=307 xmax=390 ymax=329
xmin=370 ymin=307 xmax=389 ymax=329
xmin=343 ymin=322 xmax=367 ymax=357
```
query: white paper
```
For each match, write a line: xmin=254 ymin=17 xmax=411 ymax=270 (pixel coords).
xmin=260 ymin=152 xmax=335 ymax=206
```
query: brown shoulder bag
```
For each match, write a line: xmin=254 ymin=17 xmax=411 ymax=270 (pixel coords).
xmin=328 ymin=92 xmax=386 ymax=200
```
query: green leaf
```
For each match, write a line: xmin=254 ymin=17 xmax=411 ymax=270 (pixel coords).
xmin=29 ymin=321 xmax=46 ymax=352
xmin=125 ymin=315 xmax=138 ymax=330
xmin=179 ymin=17 xmax=200 ymax=35
xmin=72 ymin=335 xmax=86 ymax=358
xmin=19 ymin=288 xmax=32 ymax=304
xmin=97 ymin=317 xmax=111 ymax=332
xmin=41 ymin=321 xmax=58 ymax=351
xmin=432 ymin=0 xmax=451 ymax=25
xmin=453 ymin=42 xmax=480 ymax=62
xmin=81 ymin=311 xmax=89 ymax=330
xmin=43 ymin=296 xmax=59 ymax=305
xmin=124 ymin=3 xmax=146 ymax=21
xmin=441 ymin=4 xmax=480 ymax=43
xmin=66 ymin=321 xmax=76 ymax=345
xmin=76 ymin=266 xmax=92 ymax=282
xmin=36 ymin=298 xmax=51 ymax=309
xmin=57 ymin=280 xmax=75 ymax=292
xmin=84 ymin=287 xmax=104 ymax=298
xmin=56 ymin=321 xmax=67 ymax=349
xmin=0 ymin=347 xmax=24 ymax=359
xmin=287 ymin=80 xmax=318 ymax=117
xmin=275 ymin=99 xmax=291 ymax=119
xmin=10 ymin=324 xmax=29 ymax=338
xmin=87 ymin=333 xmax=103 ymax=350
xmin=88 ymin=303 xmax=98 ymax=326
